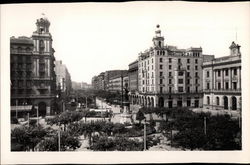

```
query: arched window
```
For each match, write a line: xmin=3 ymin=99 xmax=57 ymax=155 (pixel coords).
xmin=216 ymin=97 xmax=220 ymax=106
xmin=207 ymin=96 xmax=210 ymax=105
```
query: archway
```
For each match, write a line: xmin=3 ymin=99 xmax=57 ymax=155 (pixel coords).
xmin=158 ymin=97 xmax=164 ymax=107
xmin=232 ymin=96 xmax=237 ymax=110
xmin=223 ymin=96 xmax=228 ymax=110
xmin=145 ymin=97 xmax=147 ymax=107
xmin=38 ymin=102 xmax=47 ymax=117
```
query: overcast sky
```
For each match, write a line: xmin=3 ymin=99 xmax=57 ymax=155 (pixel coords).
xmin=1 ymin=2 xmax=250 ymax=84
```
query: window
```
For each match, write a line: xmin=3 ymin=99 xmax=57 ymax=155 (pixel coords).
xmin=187 ymin=65 xmax=190 ymax=70
xmin=216 ymin=97 xmax=220 ymax=106
xmin=195 ymin=79 xmax=198 ymax=84
xmin=206 ymin=71 xmax=209 ymax=77
xmin=178 ymin=79 xmax=183 ymax=84
xmin=159 ymin=58 xmax=163 ymax=62
xmin=195 ymin=59 xmax=198 ymax=64
xmin=207 ymin=83 xmax=210 ymax=90
xmin=207 ymin=96 xmax=210 ymax=105
xmin=178 ymin=71 xmax=184 ymax=76
xmin=148 ymin=60 xmax=149 ymax=65
xmin=160 ymin=87 xmax=163 ymax=93
xmin=160 ymin=65 xmax=163 ymax=69
xmin=187 ymin=87 xmax=190 ymax=93
xmin=234 ymin=68 xmax=237 ymax=75
xmin=169 ymin=72 xmax=172 ymax=77
xmin=187 ymin=79 xmax=190 ymax=84
xmin=169 ymin=58 xmax=172 ymax=63
xmin=187 ymin=72 xmax=190 ymax=77
xmin=195 ymin=87 xmax=198 ymax=92
xmin=160 ymin=79 xmax=163 ymax=84
xmin=178 ymin=65 xmax=181 ymax=70
xmin=225 ymin=82 xmax=229 ymax=89
xmin=178 ymin=58 xmax=181 ymax=63
xmin=169 ymin=65 xmax=172 ymax=70
xmin=218 ymin=82 xmax=221 ymax=90
xmin=169 ymin=79 xmax=172 ymax=84
xmin=152 ymin=59 xmax=154 ymax=63
xmin=152 ymin=72 xmax=154 ymax=78
xmin=195 ymin=72 xmax=198 ymax=77
xmin=225 ymin=69 xmax=228 ymax=76
xmin=152 ymin=65 xmax=154 ymax=70
xmin=233 ymin=82 xmax=237 ymax=90
xmin=218 ymin=70 xmax=221 ymax=77
xmin=187 ymin=59 xmax=190 ymax=63
xmin=160 ymin=72 xmax=163 ymax=77
xmin=178 ymin=87 xmax=183 ymax=92
xmin=142 ymin=80 xmax=145 ymax=85
xmin=169 ymin=87 xmax=172 ymax=93
xmin=195 ymin=65 xmax=198 ymax=70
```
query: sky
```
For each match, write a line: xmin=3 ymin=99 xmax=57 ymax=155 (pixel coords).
xmin=1 ymin=2 xmax=250 ymax=84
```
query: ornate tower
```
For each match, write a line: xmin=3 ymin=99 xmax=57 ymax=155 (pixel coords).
xmin=31 ymin=15 xmax=56 ymax=116
xmin=229 ymin=41 xmax=241 ymax=56
xmin=152 ymin=24 xmax=164 ymax=48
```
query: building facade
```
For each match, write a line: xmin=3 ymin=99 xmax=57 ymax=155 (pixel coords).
xmin=129 ymin=25 xmax=214 ymax=109
xmin=10 ymin=16 xmax=57 ymax=116
xmin=202 ymin=41 xmax=241 ymax=111
xmin=108 ymin=72 xmax=129 ymax=93
xmin=128 ymin=60 xmax=138 ymax=95
xmin=55 ymin=60 xmax=72 ymax=97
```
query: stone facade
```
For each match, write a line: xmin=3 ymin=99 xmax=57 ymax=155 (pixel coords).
xmin=10 ymin=16 xmax=56 ymax=116
xmin=128 ymin=60 xmax=138 ymax=94
xmin=202 ymin=41 xmax=241 ymax=111
xmin=129 ymin=25 xmax=214 ymax=109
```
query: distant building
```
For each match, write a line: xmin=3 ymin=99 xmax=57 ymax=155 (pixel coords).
xmin=128 ymin=60 xmax=138 ymax=94
xmin=202 ymin=41 xmax=241 ymax=111
xmin=91 ymin=70 xmax=127 ymax=91
xmin=108 ymin=72 xmax=129 ymax=93
xmin=55 ymin=60 xmax=72 ymax=97
xmin=10 ymin=16 xmax=57 ymax=116
xmin=72 ymin=81 xmax=92 ymax=90
xmin=129 ymin=25 xmax=214 ymax=108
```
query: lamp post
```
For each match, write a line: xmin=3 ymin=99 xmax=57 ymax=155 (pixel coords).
xmin=15 ymin=100 xmax=18 ymax=118
xmin=58 ymin=124 xmax=61 ymax=151
xmin=144 ymin=118 xmax=147 ymax=151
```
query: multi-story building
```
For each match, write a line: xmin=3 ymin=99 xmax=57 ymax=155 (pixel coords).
xmin=55 ymin=60 xmax=72 ymax=97
xmin=10 ymin=16 xmax=57 ymax=117
xmin=128 ymin=60 xmax=138 ymax=95
xmin=91 ymin=70 xmax=127 ymax=91
xmin=108 ymin=72 xmax=129 ymax=93
xmin=129 ymin=25 xmax=214 ymax=108
xmin=202 ymin=41 xmax=241 ymax=111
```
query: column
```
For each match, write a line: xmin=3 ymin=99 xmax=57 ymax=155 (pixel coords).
xmin=229 ymin=68 xmax=232 ymax=89
xmin=213 ymin=70 xmax=216 ymax=90
xmin=222 ymin=69 xmax=224 ymax=89
xmin=237 ymin=67 xmax=241 ymax=89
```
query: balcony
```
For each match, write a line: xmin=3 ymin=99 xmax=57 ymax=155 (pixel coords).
xmin=203 ymin=88 xmax=241 ymax=94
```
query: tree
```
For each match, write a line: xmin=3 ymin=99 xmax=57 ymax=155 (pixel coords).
xmin=136 ymin=110 xmax=145 ymax=124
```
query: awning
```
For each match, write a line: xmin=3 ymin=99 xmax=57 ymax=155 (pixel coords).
xmin=11 ymin=105 xmax=32 ymax=112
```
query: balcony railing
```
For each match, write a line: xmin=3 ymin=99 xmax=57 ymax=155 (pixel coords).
xmin=203 ymin=89 xmax=241 ymax=93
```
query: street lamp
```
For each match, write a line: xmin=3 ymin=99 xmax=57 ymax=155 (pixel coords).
xmin=143 ymin=118 xmax=147 ymax=151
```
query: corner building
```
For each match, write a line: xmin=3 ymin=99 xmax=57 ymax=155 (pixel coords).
xmin=10 ymin=17 xmax=56 ymax=116
xmin=202 ymin=42 xmax=241 ymax=111
xmin=130 ymin=25 xmax=214 ymax=108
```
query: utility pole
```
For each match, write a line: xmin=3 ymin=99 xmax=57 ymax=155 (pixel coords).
xmin=121 ymin=73 xmax=123 ymax=110
xmin=27 ymin=113 xmax=30 ymax=127
xmin=86 ymin=96 xmax=88 ymax=109
xmin=144 ymin=119 xmax=147 ymax=151
xmin=204 ymin=117 xmax=207 ymax=135
xmin=58 ymin=127 xmax=61 ymax=151
xmin=37 ymin=107 xmax=39 ymax=126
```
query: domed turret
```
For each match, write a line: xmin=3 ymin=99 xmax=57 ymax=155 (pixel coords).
xmin=36 ymin=14 xmax=50 ymax=33
xmin=152 ymin=24 xmax=164 ymax=48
